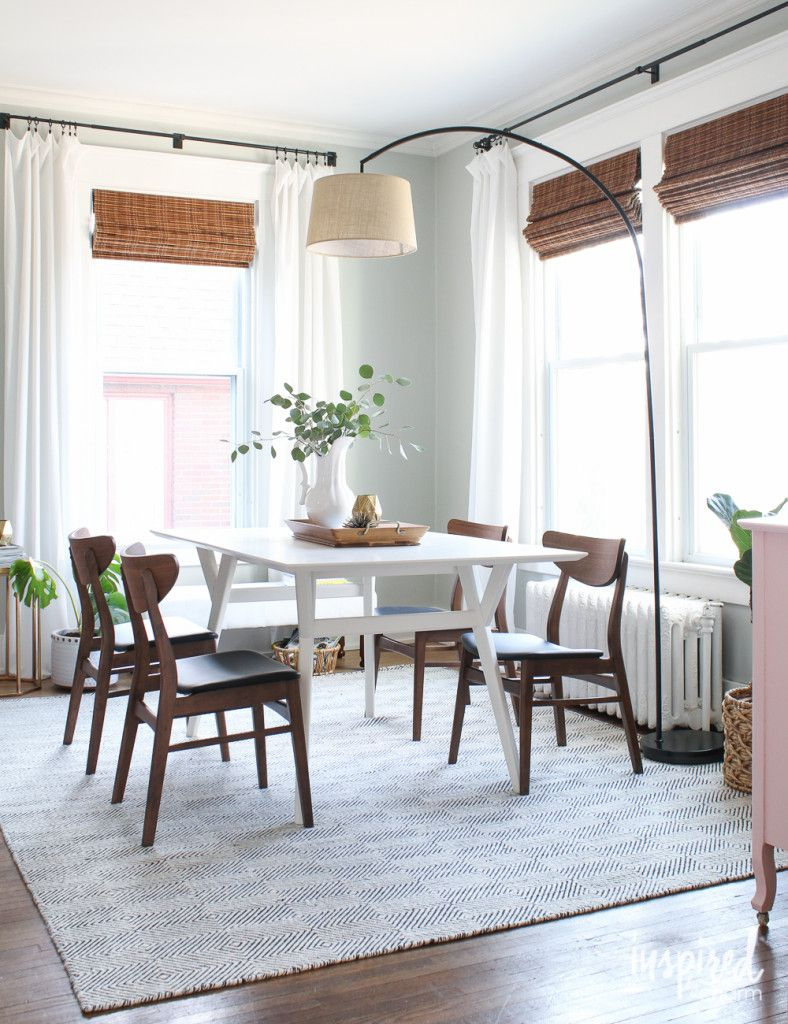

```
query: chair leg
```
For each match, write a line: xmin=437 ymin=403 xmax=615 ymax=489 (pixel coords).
xmin=615 ymin=658 xmax=643 ymax=774
xmin=373 ymin=634 xmax=382 ymax=689
xmin=448 ymin=649 xmax=473 ymax=764
xmin=412 ymin=635 xmax=427 ymax=741
xmin=141 ymin=704 xmax=175 ymax=847
xmin=287 ymin=684 xmax=313 ymax=828
xmin=63 ymin=661 xmax=87 ymax=745
xmin=510 ymin=694 xmax=521 ymax=726
xmin=85 ymin=663 xmax=113 ymax=775
xmin=215 ymin=712 xmax=231 ymax=762
xmin=550 ymin=675 xmax=567 ymax=747
xmin=518 ymin=668 xmax=535 ymax=796
xmin=251 ymin=704 xmax=268 ymax=788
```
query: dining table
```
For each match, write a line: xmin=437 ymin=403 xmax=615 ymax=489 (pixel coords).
xmin=153 ymin=525 xmax=583 ymax=821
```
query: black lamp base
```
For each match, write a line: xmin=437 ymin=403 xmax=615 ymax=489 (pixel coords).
xmin=640 ymin=729 xmax=724 ymax=765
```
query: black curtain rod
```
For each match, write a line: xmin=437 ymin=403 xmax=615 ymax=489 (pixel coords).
xmin=0 ymin=111 xmax=337 ymax=166
xmin=475 ymin=1 xmax=788 ymax=150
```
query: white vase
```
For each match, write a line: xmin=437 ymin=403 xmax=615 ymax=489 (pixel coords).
xmin=50 ymin=629 xmax=86 ymax=689
xmin=297 ymin=436 xmax=355 ymax=528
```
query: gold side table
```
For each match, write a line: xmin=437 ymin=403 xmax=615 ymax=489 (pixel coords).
xmin=0 ymin=567 xmax=43 ymax=696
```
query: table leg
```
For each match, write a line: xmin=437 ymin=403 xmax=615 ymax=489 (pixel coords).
xmin=294 ymin=571 xmax=316 ymax=826
xmin=187 ymin=551 xmax=237 ymax=738
xmin=362 ymin=575 xmax=376 ymax=718
xmin=457 ymin=563 xmax=520 ymax=793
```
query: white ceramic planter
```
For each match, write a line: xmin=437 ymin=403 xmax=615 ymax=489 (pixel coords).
xmin=50 ymin=629 xmax=85 ymax=689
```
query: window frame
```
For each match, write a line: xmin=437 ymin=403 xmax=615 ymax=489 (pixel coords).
xmin=512 ymin=37 xmax=786 ymax=606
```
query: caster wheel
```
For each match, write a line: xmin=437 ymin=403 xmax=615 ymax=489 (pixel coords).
xmin=757 ymin=911 xmax=769 ymax=927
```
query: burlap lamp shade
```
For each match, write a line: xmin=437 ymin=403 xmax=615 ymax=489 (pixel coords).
xmin=306 ymin=173 xmax=417 ymax=257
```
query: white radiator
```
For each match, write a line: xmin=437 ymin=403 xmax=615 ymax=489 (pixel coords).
xmin=524 ymin=580 xmax=723 ymax=731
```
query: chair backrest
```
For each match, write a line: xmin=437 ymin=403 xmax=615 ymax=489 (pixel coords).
xmin=542 ymin=530 xmax=628 ymax=656
xmin=121 ymin=545 xmax=180 ymax=695
xmin=68 ymin=528 xmax=118 ymax=647
xmin=446 ymin=518 xmax=510 ymax=631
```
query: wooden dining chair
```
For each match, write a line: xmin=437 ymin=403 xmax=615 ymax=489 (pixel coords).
xmin=114 ymin=546 xmax=313 ymax=846
xmin=63 ymin=528 xmax=227 ymax=774
xmin=448 ymin=531 xmax=643 ymax=793
xmin=371 ymin=518 xmax=513 ymax=741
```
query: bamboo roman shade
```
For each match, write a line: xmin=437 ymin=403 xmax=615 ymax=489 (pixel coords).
xmin=92 ymin=190 xmax=256 ymax=267
xmin=654 ymin=93 xmax=788 ymax=222
xmin=523 ymin=150 xmax=641 ymax=260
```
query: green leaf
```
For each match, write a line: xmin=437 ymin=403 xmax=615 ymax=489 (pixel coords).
xmin=9 ymin=559 xmax=58 ymax=610
xmin=768 ymin=498 xmax=788 ymax=517
xmin=297 ymin=392 xmax=310 ymax=401
xmin=372 ymin=393 xmax=385 ymax=407
xmin=730 ymin=509 xmax=763 ymax=557
xmin=396 ymin=377 xmax=411 ymax=386
xmin=230 ymin=450 xmax=238 ymax=462
xmin=358 ymin=413 xmax=370 ymax=427
xmin=291 ymin=447 xmax=306 ymax=462
xmin=238 ymin=444 xmax=249 ymax=455
xmin=339 ymin=390 xmax=353 ymax=401
xmin=253 ymin=440 xmax=263 ymax=450
xmin=734 ymin=548 xmax=752 ymax=588
xmin=383 ymin=374 xmax=394 ymax=383
xmin=271 ymin=446 xmax=277 ymax=458
xmin=359 ymin=364 xmax=374 ymax=379
xmin=706 ymin=493 xmax=738 ymax=529
xmin=283 ymin=383 xmax=294 ymax=393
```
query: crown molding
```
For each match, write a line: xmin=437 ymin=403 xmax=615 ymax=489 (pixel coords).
xmin=431 ymin=0 xmax=787 ymax=157
xmin=0 ymin=83 xmax=437 ymax=161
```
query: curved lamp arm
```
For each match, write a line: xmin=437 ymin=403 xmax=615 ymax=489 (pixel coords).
xmin=354 ymin=125 xmax=664 ymax=752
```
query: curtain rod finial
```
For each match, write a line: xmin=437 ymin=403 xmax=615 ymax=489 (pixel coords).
xmin=1 ymin=113 xmax=10 ymax=130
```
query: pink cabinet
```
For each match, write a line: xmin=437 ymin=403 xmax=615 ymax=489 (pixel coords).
xmin=746 ymin=518 xmax=788 ymax=924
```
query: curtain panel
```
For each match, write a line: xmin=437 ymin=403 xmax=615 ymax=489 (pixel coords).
xmin=265 ymin=160 xmax=343 ymax=526
xmin=92 ymin=190 xmax=257 ymax=267
xmin=654 ymin=92 xmax=788 ymax=222
xmin=466 ymin=143 xmax=524 ymax=541
xmin=3 ymin=130 xmax=87 ymax=663
xmin=524 ymin=150 xmax=641 ymax=260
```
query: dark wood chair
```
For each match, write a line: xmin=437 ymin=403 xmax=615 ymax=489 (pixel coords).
xmin=448 ymin=530 xmax=643 ymax=793
xmin=63 ymin=528 xmax=227 ymax=774
xmin=372 ymin=518 xmax=512 ymax=741
xmin=114 ymin=545 xmax=313 ymax=846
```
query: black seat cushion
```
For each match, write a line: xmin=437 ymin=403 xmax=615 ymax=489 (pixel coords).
xmin=375 ymin=605 xmax=444 ymax=616
xmin=114 ymin=616 xmax=217 ymax=652
xmin=175 ymin=650 xmax=299 ymax=694
xmin=461 ymin=630 xmax=603 ymax=661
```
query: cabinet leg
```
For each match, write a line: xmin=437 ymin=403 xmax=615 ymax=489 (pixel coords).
xmin=752 ymin=841 xmax=776 ymax=922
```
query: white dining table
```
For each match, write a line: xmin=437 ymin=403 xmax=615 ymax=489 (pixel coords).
xmin=153 ymin=526 xmax=583 ymax=821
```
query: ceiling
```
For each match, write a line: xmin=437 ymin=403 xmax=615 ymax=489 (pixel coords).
xmin=0 ymin=0 xmax=782 ymax=146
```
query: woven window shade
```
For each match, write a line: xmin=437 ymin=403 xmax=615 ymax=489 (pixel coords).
xmin=92 ymin=190 xmax=256 ymax=267
xmin=523 ymin=150 xmax=641 ymax=260
xmin=654 ymin=93 xmax=788 ymax=223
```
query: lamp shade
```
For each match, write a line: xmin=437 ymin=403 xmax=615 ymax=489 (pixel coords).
xmin=306 ymin=173 xmax=417 ymax=257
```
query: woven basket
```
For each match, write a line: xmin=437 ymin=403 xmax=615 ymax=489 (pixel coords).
xmin=271 ymin=640 xmax=341 ymax=675
xmin=722 ymin=683 xmax=752 ymax=793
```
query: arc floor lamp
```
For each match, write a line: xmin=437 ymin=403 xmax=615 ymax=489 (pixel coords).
xmin=307 ymin=124 xmax=724 ymax=766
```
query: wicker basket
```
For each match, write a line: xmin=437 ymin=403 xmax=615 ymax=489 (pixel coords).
xmin=722 ymin=683 xmax=752 ymax=793
xmin=271 ymin=640 xmax=341 ymax=675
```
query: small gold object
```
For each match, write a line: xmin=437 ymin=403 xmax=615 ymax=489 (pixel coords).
xmin=352 ymin=494 xmax=382 ymax=523
xmin=0 ymin=520 xmax=13 ymax=547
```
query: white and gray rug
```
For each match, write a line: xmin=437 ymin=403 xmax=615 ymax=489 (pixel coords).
xmin=1 ymin=667 xmax=780 ymax=1013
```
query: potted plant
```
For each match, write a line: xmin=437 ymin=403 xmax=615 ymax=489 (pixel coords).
xmin=707 ymin=493 xmax=787 ymax=791
xmin=9 ymin=553 xmax=129 ymax=688
xmin=231 ymin=363 xmax=422 ymax=527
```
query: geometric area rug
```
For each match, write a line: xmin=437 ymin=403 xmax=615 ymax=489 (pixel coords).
xmin=1 ymin=667 xmax=782 ymax=1013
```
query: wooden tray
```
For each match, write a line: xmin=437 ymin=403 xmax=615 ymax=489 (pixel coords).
xmin=287 ymin=519 xmax=429 ymax=547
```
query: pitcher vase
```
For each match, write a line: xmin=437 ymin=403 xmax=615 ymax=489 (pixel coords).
xmin=297 ymin=436 xmax=355 ymax=528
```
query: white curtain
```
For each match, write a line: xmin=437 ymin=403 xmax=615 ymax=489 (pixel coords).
xmin=3 ymin=129 xmax=85 ymax=656
xmin=466 ymin=143 xmax=525 ymax=536
xmin=266 ymin=159 xmax=343 ymax=525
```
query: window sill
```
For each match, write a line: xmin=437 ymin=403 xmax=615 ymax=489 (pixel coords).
xmin=517 ymin=557 xmax=749 ymax=606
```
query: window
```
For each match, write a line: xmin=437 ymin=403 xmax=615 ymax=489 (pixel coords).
xmin=680 ymin=194 xmax=788 ymax=563
xmin=543 ymin=237 xmax=649 ymax=553
xmin=97 ymin=260 xmax=248 ymax=539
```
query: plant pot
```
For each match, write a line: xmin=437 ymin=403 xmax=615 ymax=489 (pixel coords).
xmin=50 ymin=629 xmax=87 ymax=689
xmin=722 ymin=683 xmax=752 ymax=792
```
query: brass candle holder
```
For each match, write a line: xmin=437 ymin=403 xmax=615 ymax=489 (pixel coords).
xmin=0 ymin=567 xmax=43 ymax=696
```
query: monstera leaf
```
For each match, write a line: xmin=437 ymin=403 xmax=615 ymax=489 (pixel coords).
xmin=8 ymin=558 xmax=59 ymax=610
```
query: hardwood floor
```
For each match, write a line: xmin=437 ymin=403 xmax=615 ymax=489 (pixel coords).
xmin=3 ymin=657 xmax=786 ymax=1022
